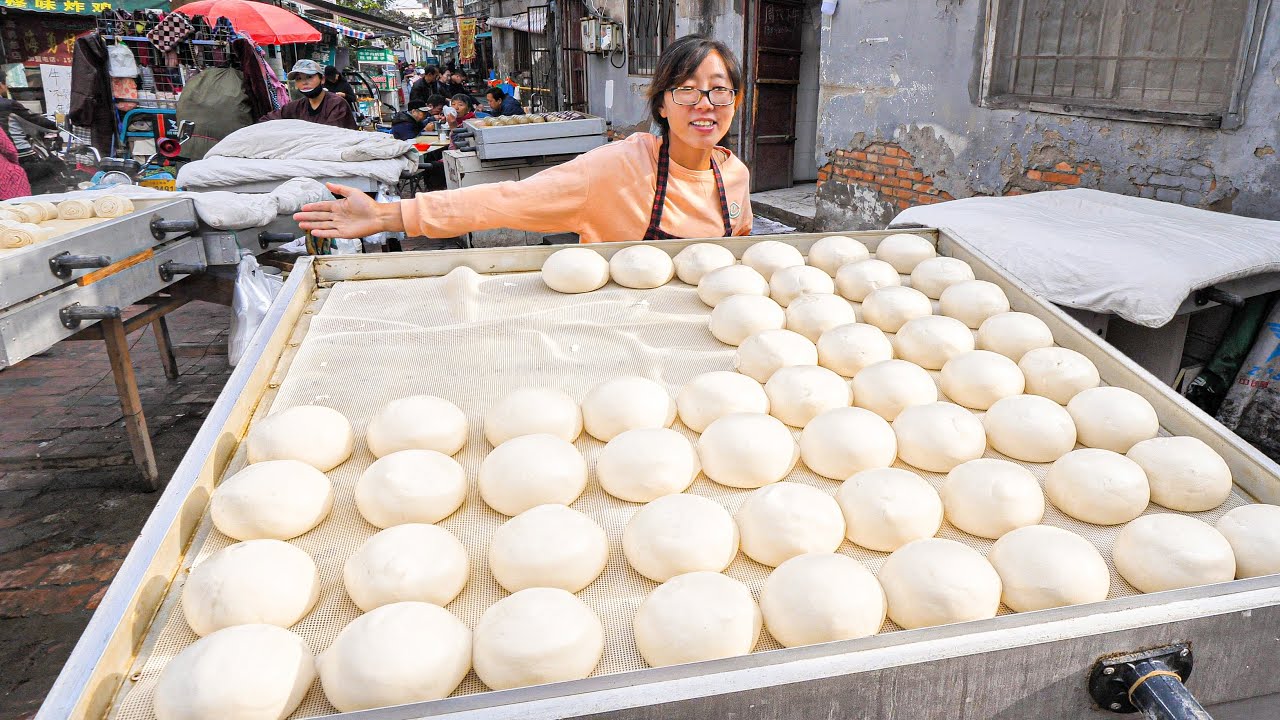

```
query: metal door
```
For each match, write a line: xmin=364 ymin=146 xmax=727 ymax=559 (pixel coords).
xmin=749 ymin=0 xmax=803 ymax=191
xmin=526 ymin=5 xmax=557 ymax=113
xmin=559 ymin=0 xmax=589 ymax=111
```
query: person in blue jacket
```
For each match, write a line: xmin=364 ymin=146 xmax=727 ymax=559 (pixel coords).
xmin=390 ymin=105 xmax=430 ymax=140
xmin=485 ymin=87 xmax=525 ymax=117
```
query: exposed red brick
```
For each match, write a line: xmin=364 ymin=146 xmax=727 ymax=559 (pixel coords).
xmin=905 ymin=170 xmax=924 ymax=181
xmin=897 ymin=157 xmax=915 ymax=170
xmin=878 ymin=156 xmax=903 ymax=168
xmin=912 ymin=183 xmax=933 ymax=192
xmin=917 ymin=195 xmax=940 ymax=204
xmin=1041 ymin=171 xmax=1081 ymax=185
xmin=882 ymin=146 xmax=903 ymax=157
xmin=897 ymin=177 xmax=915 ymax=189
xmin=850 ymin=151 xmax=868 ymax=161
xmin=865 ymin=143 xmax=887 ymax=154
xmin=896 ymin=199 xmax=912 ymax=209
xmin=1054 ymin=161 xmax=1074 ymax=172
xmin=865 ymin=153 xmax=881 ymax=165
xmin=1026 ymin=169 xmax=1043 ymax=181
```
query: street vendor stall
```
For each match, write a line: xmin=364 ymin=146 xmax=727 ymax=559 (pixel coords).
xmin=35 ymin=229 xmax=1280 ymax=720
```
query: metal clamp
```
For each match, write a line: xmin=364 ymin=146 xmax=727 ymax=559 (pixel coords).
xmin=1089 ymin=643 xmax=1209 ymax=719
xmin=48 ymin=251 xmax=111 ymax=279
xmin=158 ymin=261 xmax=207 ymax=282
xmin=150 ymin=217 xmax=200 ymax=240
xmin=59 ymin=303 xmax=122 ymax=329
xmin=258 ymin=231 xmax=297 ymax=250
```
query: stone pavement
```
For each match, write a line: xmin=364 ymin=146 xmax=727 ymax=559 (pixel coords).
xmin=0 ymin=301 xmax=233 ymax=720
xmin=751 ymin=181 xmax=819 ymax=232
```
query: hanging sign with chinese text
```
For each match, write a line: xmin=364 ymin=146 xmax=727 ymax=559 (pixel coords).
xmin=457 ymin=17 xmax=476 ymax=63
xmin=3 ymin=0 xmax=165 ymax=16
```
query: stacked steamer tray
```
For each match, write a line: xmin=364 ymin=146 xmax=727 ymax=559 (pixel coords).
xmin=0 ymin=197 xmax=200 ymax=368
xmin=462 ymin=112 xmax=606 ymax=160
xmin=40 ymin=231 xmax=1280 ymax=720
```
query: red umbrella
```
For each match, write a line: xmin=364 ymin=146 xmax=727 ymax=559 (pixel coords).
xmin=177 ymin=0 xmax=322 ymax=45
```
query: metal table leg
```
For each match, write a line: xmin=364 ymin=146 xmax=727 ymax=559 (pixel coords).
xmin=100 ymin=316 xmax=160 ymax=489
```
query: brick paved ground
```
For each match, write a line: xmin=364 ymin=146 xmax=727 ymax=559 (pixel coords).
xmin=0 ymin=301 xmax=233 ymax=719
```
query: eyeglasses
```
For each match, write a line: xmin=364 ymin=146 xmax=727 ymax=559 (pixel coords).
xmin=669 ymin=86 xmax=737 ymax=106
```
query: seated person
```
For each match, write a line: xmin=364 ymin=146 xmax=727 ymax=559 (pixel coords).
xmin=424 ymin=94 xmax=448 ymax=126
xmin=447 ymin=94 xmax=477 ymax=128
xmin=324 ymin=65 xmax=358 ymax=109
xmin=259 ymin=60 xmax=357 ymax=130
xmin=485 ymin=87 xmax=525 ymax=117
xmin=390 ymin=105 xmax=430 ymax=140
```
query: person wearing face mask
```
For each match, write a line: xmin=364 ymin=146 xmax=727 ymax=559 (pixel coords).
xmin=259 ymin=59 xmax=356 ymax=130
xmin=295 ymin=35 xmax=752 ymax=243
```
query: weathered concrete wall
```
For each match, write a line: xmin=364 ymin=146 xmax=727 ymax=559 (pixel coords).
xmin=813 ymin=1 xmax=1280 ymax=231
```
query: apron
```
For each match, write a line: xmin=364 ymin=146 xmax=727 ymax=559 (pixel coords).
xmin=643 ymin=136 xmax=735 ymax=241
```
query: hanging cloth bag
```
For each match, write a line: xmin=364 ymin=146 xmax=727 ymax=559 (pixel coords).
xmin=106 ymin=43 xmax=139 ymax=78
xmin=147 ymin=11 xmax=195 ymax=53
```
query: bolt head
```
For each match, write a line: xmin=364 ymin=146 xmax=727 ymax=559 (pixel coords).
xmin=1180 ymin=648 xmax=1190 ymax=657
xmin=1110 ymin=702 xmax=1123 ymax=711
xmin=1102 ymin=666 xmax=1115 ymax=675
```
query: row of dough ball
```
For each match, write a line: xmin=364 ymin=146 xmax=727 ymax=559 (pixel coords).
xmin=539 ymin=233 xmax=939 ymax=294
xmin=161 ymin=490 xmax=1280 ymax=720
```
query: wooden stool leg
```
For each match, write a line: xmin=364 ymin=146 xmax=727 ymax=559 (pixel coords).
xmin=102 ymin=317 xmax=160 ymax=490
xmin=152 ymin=316 xmax=179 ymax=380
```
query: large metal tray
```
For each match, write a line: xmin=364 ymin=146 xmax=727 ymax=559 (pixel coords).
xmin=37 ymin=231 xmax=1280 ymax=720
xmin=465 ymin=115 xmax=607 ymax=144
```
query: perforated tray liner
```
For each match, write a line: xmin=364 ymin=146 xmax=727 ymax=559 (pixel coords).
xmin=113 ymin=258 xmax=1254 ymax=719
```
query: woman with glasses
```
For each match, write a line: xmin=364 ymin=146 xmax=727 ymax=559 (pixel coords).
xmin=295 ymin=35 xmax=752 ymax=243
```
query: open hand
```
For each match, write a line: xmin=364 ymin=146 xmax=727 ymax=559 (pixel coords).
xmin=295 ymin=183 xmax=403 ymax=239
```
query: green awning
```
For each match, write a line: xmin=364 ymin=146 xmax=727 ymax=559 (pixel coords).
xmin=14 ymin=0 xmax=166 ymax=16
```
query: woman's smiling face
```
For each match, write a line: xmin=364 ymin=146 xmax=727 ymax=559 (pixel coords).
xmin=659 ymin=51 xmax=737 ymax=156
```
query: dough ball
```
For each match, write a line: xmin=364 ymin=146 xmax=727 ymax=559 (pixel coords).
xmin=1045 ymin=448 xmax=1150 ymax=525
xmin=735 ymin=328 xmax=818 ymax=383
xmin=366 ymin=395 xmax=467 ymax=458
xmin=861 ymin=286 xmax=933 ymax=333
xmin=623 ymin=494 xmax=740 ymax=582
xmin=484 ymin=388 xmax=581 ymax=446
xmin=1019 ymin=346 xmax=1101 ymax=404
xmin=609 ymin=245 xmax=675 ymax=289
xmin=910 ymin=256 xmax=975 ymax=299
xmin=760 ymin=553 xmax=885 ymax=647
xmin=874 ymin=233 xmax=936 ymax=273
xmin=1113 ymin=514 xmax=1235 ymax=593
xmin=763 ymin=365 xmax=852 ymax=428
xmin=581 ymin=375 xmax=677 ymax=441
xmin=977 ymin=312 xmax=1054 ymax=361
xmin=877 ymin=538 xmax=1001 ymax=629
xmin=211 ymin=460 xmax=333 ymax=541
xmin=770 ymin=264 xmax=835 ymax=307
xmin=676 ymin=370 xmax=769 ymax=433
xmin=817 ymin=322 xmax=894 ymax=377
xmin=835 ymin=259 xmax=901 ymax=302
xmin=247 ymin=405 xmax=353 ymax=472
xmin=697 ymin=264 xmax=769 ymax=307
xmin=807 ymin=235 xmax=870 ymax=276
xmin=1216 ymin=504 xmax=1280 ymax=578
xmin=317 ymin=601 xmax=471 ymax=712
xmin=1127 ymin=436 xmax=1231 ymax=512
xmin=893 ymin=402 xmax=987 ymax=473
xmin=478 ymin=433 xmax=587 ymax=516
xmin=153 ymin=624 xmax=314 ymax=720
xmin=799 ymin=406 xmax=897 ymax=480
xmin=893 ymin=315 xmax=975 ymax=370
xmin=940 ymin=350 xmax=1025 ymax=410
xmin=542 ymin=247 xmax=609 ymax=293
xmin=784 ymin=293 xmax=858 ymax=343
xmin=939 ymin=280 xmax=1011 ymax=329
xmin=632 ymin=571 xmax=761 ymax=667
xmin=983 ymin=394 xmax=1077 ymax=463
xmin=741 ymin=240 xmax=804 ymax=281
xmin=851 ymin=359 xmax=938 ymax=421
xmin=673 ymin=243 xmax=735 ymax=285
xmin=697 ymin=412 xmax=799 ymax=489
xmin=183 ymin=540 xmax=319 ymax=637
xmin=355 ymin=449 xmax=467 ymax=528
xmin=597 ymin=427 xmax=701 ymax=502
xmin=473 ymin=588 xmax=604 ymax=690
xmin=941 ymin=458 xmax=1044 ymax=539
xmin=836 ymin=467 xmax=942 ymax=552
xmin=987 ymin=525 xmax=1109 ymax=611
xmin=735 ymin=482 xmax=846 ymax=567
xmin=1067 ymin=386 xmax=1160 ymax=453
xmin=343 ymin=525 xmax=466 ymax=613
xmin=488 ymin=504 xmax=608 ymax=593
xmin=710 ymin=294 xmax=786 ymax=346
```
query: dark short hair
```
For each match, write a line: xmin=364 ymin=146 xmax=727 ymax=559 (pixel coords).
xmin=486 ymin=87 xmax=505 ymax=100
xmin=426 ymin=94 xmax=447 ymax=107
xmin=646 ymin=35 xmax=742 ymax=135
xmin=451 ymin=93 xmax=474 ymax=110
xmin=423 ymin=66 xmax=440 ymax=77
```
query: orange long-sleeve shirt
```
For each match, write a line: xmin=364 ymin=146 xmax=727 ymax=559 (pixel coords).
xmin=399 ymin=132 xmax=753 ymax=243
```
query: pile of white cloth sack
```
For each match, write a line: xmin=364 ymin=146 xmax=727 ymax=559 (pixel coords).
xmin=177 ymin=120 xmax=420 ymax=191
xmin=12 ymin=177 xmax=333 ymax=230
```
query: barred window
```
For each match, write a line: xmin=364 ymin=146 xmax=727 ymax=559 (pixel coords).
xmin=628 ymin=0 xmax=675 ymax=76
xmin=981 ymin=0 xmax=1267 ymax=127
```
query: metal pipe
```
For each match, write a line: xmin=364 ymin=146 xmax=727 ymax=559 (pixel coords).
xmin=1128 ymin=658 xmax=1213 ymax=720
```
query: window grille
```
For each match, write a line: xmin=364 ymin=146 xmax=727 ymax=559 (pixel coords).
xmin=628 ymin=0 xmax=674 ymax=76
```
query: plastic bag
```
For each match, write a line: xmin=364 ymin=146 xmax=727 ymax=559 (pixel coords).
xmin=364 ymin=187 xmax=405 ymax=249
xmin=1216 ymin=296 xmax=1280 ymax=462
xmin=228 ymin=253 xmax=284 ymax=367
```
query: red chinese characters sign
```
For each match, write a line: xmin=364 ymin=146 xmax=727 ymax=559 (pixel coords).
xmin=3 ymin=15 xmax=93 ymax=67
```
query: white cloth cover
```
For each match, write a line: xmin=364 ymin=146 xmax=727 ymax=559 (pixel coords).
xmin=892 ymin=189 xmax=1280 ymax=328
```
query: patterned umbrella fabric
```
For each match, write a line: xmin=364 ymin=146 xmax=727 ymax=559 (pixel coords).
xmin=177 ymin=0 xmax=322 ymax=44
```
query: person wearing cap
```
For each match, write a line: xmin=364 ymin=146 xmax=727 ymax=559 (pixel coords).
xmin=323 ymin=65 xmax=357 ymax=109
xmin=390 ymin=105 xmax=431 ymax=141
xmin=259 ymin=59 xmax=356 ymax=130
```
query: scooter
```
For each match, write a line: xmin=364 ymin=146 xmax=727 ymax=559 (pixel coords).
xmin=53 ymin=119 xmax=195 ymax=191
